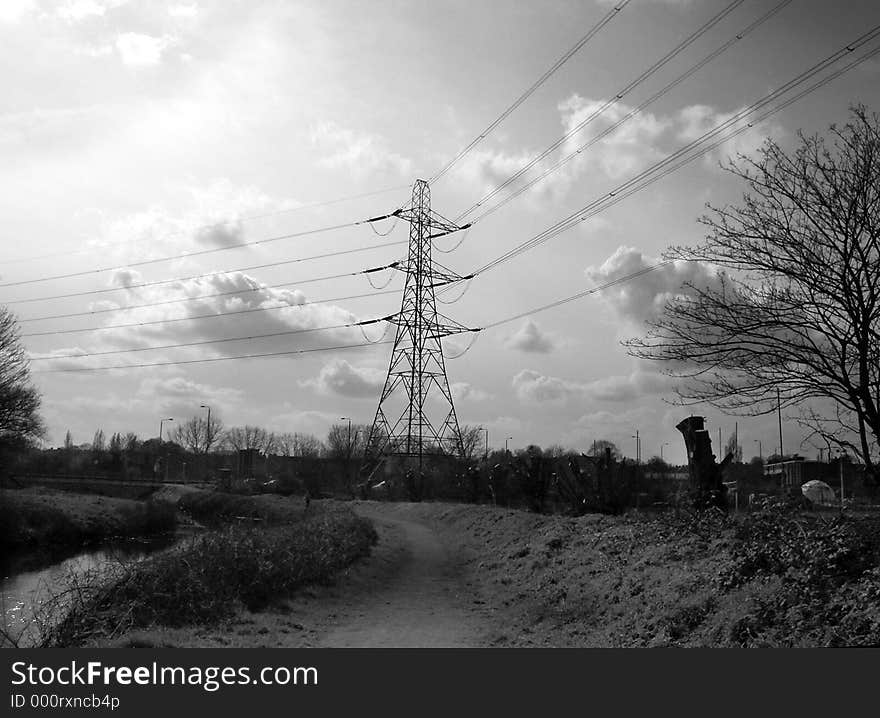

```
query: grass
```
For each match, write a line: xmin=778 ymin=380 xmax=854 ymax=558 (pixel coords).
xmin=178 ymin=490 xmax=303 ymax=526
xmin=0 ymin=488 xmax=177 ymax=553
xmin=40 ymin=502 xmax=377 ymax=647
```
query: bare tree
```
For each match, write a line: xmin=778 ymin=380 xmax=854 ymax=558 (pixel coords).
xmin=627 ymin=106 xmax=880 ymax=482
xmin=223 ymin=425 xmax=275 ymax=454
xmin=174 ymin=415 xmax=225 ymax=454
xmin=325 ymin=423 xmax=369 ymax=459
xmin=459 ymin=425 xmax=485 ymax=462
xmin=0 ymin=307 xmax=44 ymax=450
xmin=276 ymin=432 xmax=324 ymax=458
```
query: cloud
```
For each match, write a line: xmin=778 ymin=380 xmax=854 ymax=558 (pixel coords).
xmin=55 ymin=0 xmax=128 ymax=22
xmin=585 ymin=245 xmax=721 ymax=326
xmin=677 ymin=104 xmax=783 ymax=164
xmin=558 ymin=94 xmax=670 ymax=181
xmin=115 ymin=33 xmax=174 ymax=67
xmin=582 ymin=369 xmax=673 ymax=402
xmin=450 ymin=382 xmax=491 ymax=402
xmin=0 ymin=0 xmax=35 ymax=23
xmin=33 ymin=269 xmax=375 ymax=372
xmin=505 ymin=320 xmax=555 ymax=353
xmin=299 ymin=359 xmax=384 ymax=398
xmin=168 ymin=3 xmax=199 ymax=18
xmin=310 ymin=122 xmax=412 ymax=178
xmin=512 ymin=369 xmax=585 ymax=404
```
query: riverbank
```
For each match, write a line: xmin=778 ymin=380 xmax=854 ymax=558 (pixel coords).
xmin=0 ymin=487 xmax=177 ymax=554
xmin=40 ymin=496 xmax=377 ymax=647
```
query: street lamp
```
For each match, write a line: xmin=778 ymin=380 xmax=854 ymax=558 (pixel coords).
xmin=660 ymin=442 xmax=669 ymax=462
xmin=631 ymin=430 xmax=641 ymax=464
xmin=505 ymin=436 xmax=513 ymax=453
xmin=159 ymin=417 xmax=173 ymax=442
xmin=159 ymin=417 xmax=173 ymax=483
xmin=484 ymin=428 xmax=489 ymax=461
xmin=200 ymin=404 xmax=211 ymax=452
xmin=753 ymin=439 xmax=762 ymax=461
xmin=340 ymin=417 xmax=352 ymax=459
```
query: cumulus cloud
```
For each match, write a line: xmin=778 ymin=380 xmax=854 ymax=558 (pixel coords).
xmin=310 ymin=122 xmax=412 ymax=178
xmin=582 ymin=369 xmax=673 ymax=402
xmin=450 ymin=382 xmax=491 ymax=402
xmin=585 ymin=245 xmax=721 ymax=326
xmin=505 ymin=320 xmax=555 ymax=353
xmin=299 ymin=358 xmax=384 ymax=398
xmin=512 ymin=369 xmax=585 ymax=404
xmin=115 ymin=33 xmax=174 ymax=67
xmin=677 ymin=104 xmax=783 ymax=164
xmin=0 ymin=0 xmax=35 ymax=23
xmin=34 ymin=269 xmax=374 ymax=372
xmin=55 ymin=0 xmax=129 ymax=22
xmin=168 ymin=3 xmax=199 ymax=18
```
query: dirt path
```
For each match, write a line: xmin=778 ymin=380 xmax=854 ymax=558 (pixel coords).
xmin=293 ymin=504 xmax=489 ymax=647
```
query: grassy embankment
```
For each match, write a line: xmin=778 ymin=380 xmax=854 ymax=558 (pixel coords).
xmin=0 ymin=487 xmax=177 ymax=554
xmin=41 ymin=491 xmax=377 ymax=647
xmin=379 ymin=499 xmax=880 ymax=647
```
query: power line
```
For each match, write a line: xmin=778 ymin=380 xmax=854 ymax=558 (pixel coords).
xmin=2 ymin=242 xmax=405 ymax=306
xmin=0 ymin=183 xmax=409 ymax=267
xmin=31 ymin=338 xmax=394 ymax=374
xmin=469 ymin=26 xmax=880 ymax=278
xmin=462 ymin=0 xmax=794 ymax=224
xmin=29 ymin=314 xmax=396 ymax=361
xmin=479 ymin=262 xmax=673 ymax=330
xmin=0 ymin=211 xmax=399 ymax=289
xmin=454 ymin=0 xmax=764 ymax=222
xmin=19 ymin=287 xmax=401 ymax=337
xmin=428 ymin=0 xmax=632 ymax=184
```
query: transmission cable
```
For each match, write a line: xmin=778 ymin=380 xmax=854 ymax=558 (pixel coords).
xmin=3 ymin=241 xmax=405 ymax=306
xmin=455 ymin=0 xmax=767 ymax=222
xmin=20 ymin=287 xmax=400 ymax=337
xmin=0 ymin=183 xmax=410 ymax=267
xmin=469 ymin=26 xmax=880 ymax=278
xmin=32 ymin=338 xmax=394 ymax=374
xmin=428 ymin=0 xmax=632 ymax=184
xmin=0 ymin=211 xmax=399 ymax=289
xmin=466 ymin=0 xmax=796 ymax=224
xmin=30 ymin=314 xmax=396 ymax=362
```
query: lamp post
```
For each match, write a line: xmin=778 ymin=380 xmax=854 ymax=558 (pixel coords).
xmin=754 ymin=439 xmax=762 ymax=462
xmin=631 ymin=430 xmax=641 ymax=464
xmin=340 ymin=417 xmax=352 ymax=459
xmin=341 ymin=417 xmax=353 ymax=496
xmin=660 ymin=442 xmax=669 ymax=462
xmin=505 ymin=436 xmax=513 ymax=453
xmin=484 ymin=428 xmax=489 ymax=461
xmin=200 ymin=404 xmax=211 ymax=451
xmin=159 ymin=417 xmax=173 ymax=483
xmin=159 ymin=417 xmax=173 ymax=442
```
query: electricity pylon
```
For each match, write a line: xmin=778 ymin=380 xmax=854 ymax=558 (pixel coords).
xmin=362 ymin=179 xmax=474 ymax=480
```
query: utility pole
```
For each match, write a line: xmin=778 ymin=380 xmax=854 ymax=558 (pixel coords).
xmin=362 ymin=180 xmax=476 ymax=480
xmin=200 ymin=404 xmax=212 ymax=452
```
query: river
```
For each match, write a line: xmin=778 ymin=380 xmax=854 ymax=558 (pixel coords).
xmin=1 ymin=534 xmax=182 ymax=648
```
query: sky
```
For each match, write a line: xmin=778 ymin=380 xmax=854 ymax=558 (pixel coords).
xmin=2 ymin=0 xmax=880 ymax=463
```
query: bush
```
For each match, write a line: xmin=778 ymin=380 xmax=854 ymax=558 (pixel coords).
xmin=42 ymin=504 xmax=377 ymax=646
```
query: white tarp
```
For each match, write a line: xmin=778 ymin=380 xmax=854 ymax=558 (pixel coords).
xmin=801 ymin=479 xmax=837 ymax=506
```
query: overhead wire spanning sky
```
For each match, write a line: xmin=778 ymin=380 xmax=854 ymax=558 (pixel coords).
xmin=2 ymin=0 xmax=879 ymax=462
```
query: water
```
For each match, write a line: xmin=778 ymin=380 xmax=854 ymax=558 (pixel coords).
xmin=1 ymin=535 xmax=180 ymax=647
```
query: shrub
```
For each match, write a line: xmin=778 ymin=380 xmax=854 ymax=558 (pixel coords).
xmin=42 ymin=504 xmax=377 ymax=646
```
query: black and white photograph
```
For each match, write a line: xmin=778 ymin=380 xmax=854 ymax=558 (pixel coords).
xmin=2 ymin=0 xmax=880 ymax=663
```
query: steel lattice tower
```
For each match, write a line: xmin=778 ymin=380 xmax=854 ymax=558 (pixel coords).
xmin=362 ymin=179 xmax=473 ymax=479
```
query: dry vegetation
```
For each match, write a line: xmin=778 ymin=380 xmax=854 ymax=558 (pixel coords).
xmin=39 ymin=496 xmax=377 ymax=647
xmin=375 ymin=500 xmax=880 ymax=647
